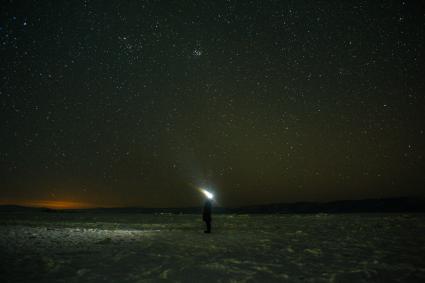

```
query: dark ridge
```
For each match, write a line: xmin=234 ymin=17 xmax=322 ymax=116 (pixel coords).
xmin=0 ymin=205 xmax=51 ymax=213
xmin=1 ymin=197 xmax=424 ymax=214
xmin=231 ymin=197 xmax=425 ymax=214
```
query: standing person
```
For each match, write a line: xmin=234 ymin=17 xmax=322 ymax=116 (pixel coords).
xmin=202 ymin=199 xmax=212 ymax=233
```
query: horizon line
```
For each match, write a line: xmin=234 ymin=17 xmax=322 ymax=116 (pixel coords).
xmin=0 ymin=196 xmax=422 ymax=210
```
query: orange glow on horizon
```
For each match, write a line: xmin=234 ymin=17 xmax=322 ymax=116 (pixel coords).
xmin=0 ymin=200 xmax=110 ymax=209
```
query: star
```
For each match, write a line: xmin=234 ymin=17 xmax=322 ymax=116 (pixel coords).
xmin=192 ymin=49 xmax=202 ymax=57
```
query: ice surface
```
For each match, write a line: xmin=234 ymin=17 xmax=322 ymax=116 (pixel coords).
xmin=1 ymin=213 xmax=425 ymax=282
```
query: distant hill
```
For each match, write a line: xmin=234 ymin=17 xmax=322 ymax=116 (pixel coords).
xmin=1 ymin=197 xmax=424 ymax=214
xmin=0 ymin=205 xmax=50 ymax=213
xmin=229 ymin=197 xmax=425 ymax=214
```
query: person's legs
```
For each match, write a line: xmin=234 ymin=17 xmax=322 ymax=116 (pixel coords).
xmin=204 ymin=220 xmax=211 ymax=233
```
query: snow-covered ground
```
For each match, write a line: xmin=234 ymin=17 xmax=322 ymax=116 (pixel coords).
xmin=1 ymin=213 xmax=424 ymax=282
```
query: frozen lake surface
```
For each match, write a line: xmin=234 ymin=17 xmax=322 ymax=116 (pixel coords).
xmin=1 ymin=213 xmax=425 ymax=282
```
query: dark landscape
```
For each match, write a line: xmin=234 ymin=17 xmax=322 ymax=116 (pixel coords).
xmin=1 ymin=210 xmax=425 ymax=282
xmin=2 ymin=199 xmax=425 ymax=281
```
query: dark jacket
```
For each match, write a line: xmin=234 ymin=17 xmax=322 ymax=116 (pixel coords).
xmin=202 ymin=200 xmax=212 ymax=221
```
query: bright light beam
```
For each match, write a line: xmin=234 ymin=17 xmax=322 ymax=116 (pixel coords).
xmin=200 ymin=188 xmax=214 ymax=200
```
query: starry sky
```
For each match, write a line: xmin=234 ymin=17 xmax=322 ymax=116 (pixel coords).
xmin=1 ymin=0 xmax=424 ymax=208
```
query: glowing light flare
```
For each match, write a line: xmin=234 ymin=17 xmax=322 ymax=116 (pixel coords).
xmin=200 ymin=188 xmax=214 ymax=199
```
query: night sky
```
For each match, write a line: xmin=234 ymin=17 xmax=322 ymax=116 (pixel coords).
xmin=1 ymin=1 xmax=424 ymax=208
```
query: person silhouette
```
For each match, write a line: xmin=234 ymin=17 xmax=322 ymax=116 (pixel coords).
xmin=202 ymin=199 xmax=212 ymax=233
